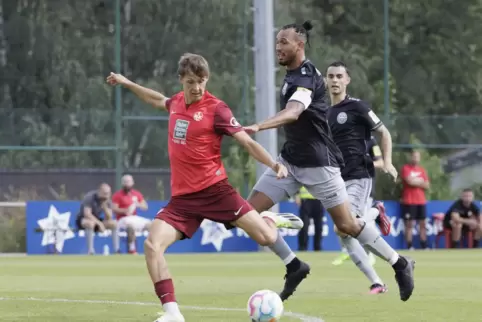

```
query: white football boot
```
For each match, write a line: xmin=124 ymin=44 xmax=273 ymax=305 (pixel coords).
xmin=154 ymin=312 xmax=185 ymax=322
xmin=261 ymin=211 xmax=304 ymax=230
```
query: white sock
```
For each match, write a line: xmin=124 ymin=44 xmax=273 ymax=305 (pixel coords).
xmin=367 ymin=207 xmax=379 ymax=222
xmin=129 ymin=242 xmax=136 ymax=251
xmin=163 ymin=302 xmax=182 ymax=315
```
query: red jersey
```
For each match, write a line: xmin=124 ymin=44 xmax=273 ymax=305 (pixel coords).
xmin=401 ymin=164 xmax=428 ymax=205
xmin=166 ymin=91 xmax=243 ymax=196
xmin=112 ymin=189 xmax=144 ymax=220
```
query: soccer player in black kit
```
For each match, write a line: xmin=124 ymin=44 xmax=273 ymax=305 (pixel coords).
xmin=327 ymin=61 xmax=397 ymax=294
xmin=244 ymin=21 xmax=416 ymax=301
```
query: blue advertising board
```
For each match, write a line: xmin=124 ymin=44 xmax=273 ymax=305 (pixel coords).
xmin=26 ymin=200 xmax=457 ymax=255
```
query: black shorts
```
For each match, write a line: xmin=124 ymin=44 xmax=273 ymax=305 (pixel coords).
xmin=75 ymin=216 xmax=105 ymax=232
xmin=401 ymin=204 xmax=426 ymax=220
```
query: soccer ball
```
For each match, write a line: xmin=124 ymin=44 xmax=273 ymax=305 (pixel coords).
xmin=247 ymin=289 xmax=284 ymax=322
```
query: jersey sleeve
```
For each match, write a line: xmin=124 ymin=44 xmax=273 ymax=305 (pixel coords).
xmin=81 ymin=192 xmax=95 ymax=208
xmin=358 ymin=101 xmax=383 ymax=131
xmin=165 ymin=98 xmax=172 ymax=112
xmin=286 ymin=75 xmax=315 ymax=110
xmin=214 ymin=102 xmax=243 ymax=136
xmin=447 ymin=200 xmax=463 ymax=214
xmin=136 ymin=191 xmax=144 ymax=202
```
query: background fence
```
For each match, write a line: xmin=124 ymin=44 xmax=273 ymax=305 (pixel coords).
xmin=1 ymin=0 xmax=482 ymax=251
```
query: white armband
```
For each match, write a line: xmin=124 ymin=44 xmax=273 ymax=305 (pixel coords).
xmin=288 ymin=87 xmax=312 ymax=110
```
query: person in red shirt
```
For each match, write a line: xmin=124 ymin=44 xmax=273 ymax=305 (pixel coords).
xmin=106 ymin=53 xmax=303 ymax=322
xmin=401 ymin=150 xmax=430 ymax=249
xmin=112 ymin=174 xmax=150 ymax=254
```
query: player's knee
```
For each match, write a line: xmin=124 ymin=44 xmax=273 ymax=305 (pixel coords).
xmin=83 ymin=220 xmax=95 ymax=230
xmin=450 ymin=220 xmax=462 ymax=230
xmin=336 ymin=219 xmax=360 ymax=236
xmin=333 ymin=225 xmax=348 ymax=238
xmin=144 ymin=238 xmax=164 ymax=256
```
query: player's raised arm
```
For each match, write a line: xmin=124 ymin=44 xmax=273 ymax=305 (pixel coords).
xmin=106 ymin=72 xmax=168 ymax=111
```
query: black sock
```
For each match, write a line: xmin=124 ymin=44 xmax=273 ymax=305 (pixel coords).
xmin=420 ymin=240 xmax=427 ymax=249
xmin=473 ymin=239 xmax=479 ymax=248
xmin=392 ymin=256 xmax=408 ymax=271
xmin=286 ymin=257 xmax=301 ymax=273
xmin=407 ymin=241 xmax=413 ymax=249
xmin=452 ymin=240 xmax=460 ymax=248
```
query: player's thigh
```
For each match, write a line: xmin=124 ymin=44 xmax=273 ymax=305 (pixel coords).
xmin=249 ymin=160 xmax=300 ymax=211
xmin=300 ymin=166 xmax=348 ymax=211
xmin=345 ymin=178 xmax=373 ymax=219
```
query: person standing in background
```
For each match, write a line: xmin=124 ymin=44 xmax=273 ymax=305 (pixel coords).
xmin=295 ymin=186 xmax=324 ymax=251
xmin=401 ymin=150 xmax=430 ymax=250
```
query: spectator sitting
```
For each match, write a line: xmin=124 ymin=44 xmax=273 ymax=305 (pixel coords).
xmin=443 ymin=188 xmax=482 ymax=248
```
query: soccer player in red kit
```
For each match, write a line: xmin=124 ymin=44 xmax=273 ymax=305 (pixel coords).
xmin=107 ymin=53 xmax=300 ymax=322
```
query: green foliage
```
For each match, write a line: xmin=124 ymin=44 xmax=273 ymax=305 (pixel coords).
xmin=0 ymin=0 xmax=481 ymax=195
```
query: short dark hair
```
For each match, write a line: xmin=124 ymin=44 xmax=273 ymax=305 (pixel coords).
xmin=177 ymin=53 xmax=210 ymax=78
xmin=281 ymin=20 xmax=313 ymax=47
xmin=462 ymin=188 xmax=473 ymax=193
xmin=328 ymin=61 xmax=350 ymax=76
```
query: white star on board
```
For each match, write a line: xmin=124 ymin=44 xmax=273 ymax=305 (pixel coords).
xmin=200 ymin=220 xmax=233 ymax=252
xmin=37 ymin=205 xmax=74 ymax=253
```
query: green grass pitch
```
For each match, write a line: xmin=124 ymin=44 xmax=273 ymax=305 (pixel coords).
xmin=0 ymin=250 xmax=480 ymax=321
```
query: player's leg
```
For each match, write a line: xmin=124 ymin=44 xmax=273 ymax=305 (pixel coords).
xmin=297 ymin=201 xmax=310 ymax=251
xmin=417 ymin=205 xmax=428 ymax=249
xmin=103 ymin=219 xmax=120 ymax=253
xmin=145 ymin=206 xmax=194 ymax=322
xmin=448 ymin=213 xmax=462 ymax=248
xmin=402 ymin=205 xmax=415 ymax=249
xmin=303 ymin=166 xmax=415 ymax=301
xmin=475 ymin=218 xmax=482 ymax=248
xmin=312 ymin=202 xmax=323 ymax=251
xmin=125 ymin=216 xmax=151 ymax=254
xmin=332 ymin=235 xmax=350 ymax=266
xmin=339 ymin=178 xmax=386 ymax=293
xmin=79 ymin=217 xmax=97 ymax=255
xmin=249 ymin=164 xmax=310 ymax=301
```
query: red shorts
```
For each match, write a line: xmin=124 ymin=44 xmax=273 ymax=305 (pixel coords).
xmin=156 ymin=179 xmax=253 ymax=238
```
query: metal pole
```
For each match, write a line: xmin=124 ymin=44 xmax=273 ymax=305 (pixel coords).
xmin=253 ymin=0 xmax=277 ymax=179
xmin=383 ymin=0 xmax=390 ymax=121
xmin=253 ymin=0 xmax=279 ymax=229
xmin=114 ymin=0 xmax=123 ymax=190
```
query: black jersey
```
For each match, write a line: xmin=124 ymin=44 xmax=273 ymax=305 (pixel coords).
xmin=444 ymin=199 xmax=480 ymax=227
xmin=328 ymin=96 xmax=383 ymax=181
xmin=279 ymin=60 xmax=343 ymax=168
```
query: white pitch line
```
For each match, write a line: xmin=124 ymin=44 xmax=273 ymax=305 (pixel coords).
xmin=0 ymin=296 xmax=324 ymax=322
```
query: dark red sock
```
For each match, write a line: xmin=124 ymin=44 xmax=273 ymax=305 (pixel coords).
xmin=154 ymin=279 xmax=176 ymax=304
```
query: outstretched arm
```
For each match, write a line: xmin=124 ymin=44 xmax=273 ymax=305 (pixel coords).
xmin=106 ymin=73 xmax=168 ymax=111
xmin=255 ymin=101 xmax=306 ymax=131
